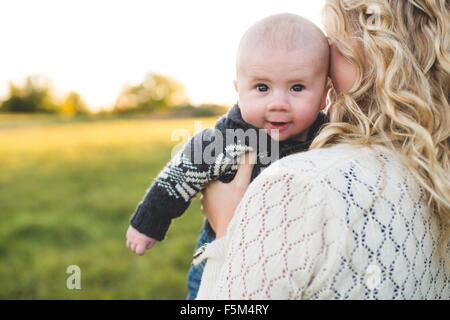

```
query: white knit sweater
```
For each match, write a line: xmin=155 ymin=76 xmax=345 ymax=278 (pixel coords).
xmin=195 ymin=144 xmax=450 ymax=299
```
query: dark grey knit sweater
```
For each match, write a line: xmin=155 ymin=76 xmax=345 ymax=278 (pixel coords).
xmin=130 ymin=104 xmax=328 ymax=240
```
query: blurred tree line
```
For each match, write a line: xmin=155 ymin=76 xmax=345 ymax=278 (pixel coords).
xmin=0 ymin=75 xmax=88 ymax=115
xmin=0 ymin=73 xmax=228 ymax=117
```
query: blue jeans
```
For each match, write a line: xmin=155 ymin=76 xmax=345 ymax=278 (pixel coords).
xmin=186 ymin=220 xmax=216 ymax=300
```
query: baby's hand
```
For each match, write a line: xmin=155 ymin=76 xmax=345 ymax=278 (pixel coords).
xmin=126 ymin=226 xmax=157 ymax=256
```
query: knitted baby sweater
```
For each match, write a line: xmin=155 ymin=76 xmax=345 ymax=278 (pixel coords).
xmin=195 ymin=143 xmax=450 ymax=299
xmin=130 ymin=104 xmax=328 ymax=240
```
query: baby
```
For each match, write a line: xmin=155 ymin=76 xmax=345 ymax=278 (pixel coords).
xmin=126 ymin=13 xmax=330 ymax=299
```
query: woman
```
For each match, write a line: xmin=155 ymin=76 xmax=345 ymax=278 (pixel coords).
xmin=195 ymin=0 xmax=450 ymax=299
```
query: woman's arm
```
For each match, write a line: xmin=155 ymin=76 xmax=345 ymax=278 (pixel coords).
xmin=200 ymin=152 xmax=256 ymax=238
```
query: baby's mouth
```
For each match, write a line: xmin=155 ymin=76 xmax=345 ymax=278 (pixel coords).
xmin=266 ymin=121 xmax=290 ymax=131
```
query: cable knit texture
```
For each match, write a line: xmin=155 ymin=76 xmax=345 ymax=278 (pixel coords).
xmin=196 ymin=144 xmax=450 ymax=299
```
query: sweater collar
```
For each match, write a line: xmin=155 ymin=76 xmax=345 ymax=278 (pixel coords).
xmin=226 ymin=103 xmax=329 ymax=155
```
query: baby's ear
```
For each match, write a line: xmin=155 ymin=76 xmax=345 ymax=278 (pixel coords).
xmin=320 ymin=94 xmax=327 ymax=111
xmin=319 ymin=90 xmax=327 ymax=111
xmin=320 ymin=78 xmax=332 ymax=110
xmin=233 ymin=80 xmax=239 ymax=93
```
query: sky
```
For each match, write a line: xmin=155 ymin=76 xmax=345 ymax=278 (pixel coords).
xmin=0 ymin=0 xmax=326 ymax=111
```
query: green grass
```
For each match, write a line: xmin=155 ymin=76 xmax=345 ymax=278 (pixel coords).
xmin=0 ymin=114 xmax=217 ymax=299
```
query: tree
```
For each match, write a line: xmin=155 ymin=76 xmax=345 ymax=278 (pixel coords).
xmin=0 ymin=75 xmax=57 ymax=113
xmin=60 ymin=92 xmax=88 ymax=116
xmin=114 ymin=73 xmax=189 ymax=113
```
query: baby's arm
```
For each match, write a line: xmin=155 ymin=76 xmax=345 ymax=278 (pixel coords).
xmin=128 ymin=130 xmax=214 ymax=243
xmin=126 ymin=118 xmax=253 ymax=255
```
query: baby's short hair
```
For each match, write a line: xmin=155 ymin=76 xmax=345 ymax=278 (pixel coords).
xmin=236 ymin=13 xmax=329 ymax=74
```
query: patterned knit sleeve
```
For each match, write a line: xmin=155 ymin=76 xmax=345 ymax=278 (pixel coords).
xmin=130 ymin=123 xmax=253 ymax=241
xmin=196 ymin=161 xmax=344 ymax=299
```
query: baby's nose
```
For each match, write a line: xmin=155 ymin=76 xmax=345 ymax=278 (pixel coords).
xmin=267 ymin=95 xmax=290 ymax=112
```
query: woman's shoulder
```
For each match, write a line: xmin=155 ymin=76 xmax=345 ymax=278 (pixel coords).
xmin=263 ymin=143 xmax=407 ymax=183
xmin=256 ymin=143 xmax=420 ymax=206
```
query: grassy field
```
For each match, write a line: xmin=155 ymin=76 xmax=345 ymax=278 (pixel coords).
xmin=0 ymin=114 xmax=217 ymax=299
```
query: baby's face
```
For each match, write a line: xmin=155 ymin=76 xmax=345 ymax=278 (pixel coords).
xmin=235 ymin=47 xmax=328 ymax=141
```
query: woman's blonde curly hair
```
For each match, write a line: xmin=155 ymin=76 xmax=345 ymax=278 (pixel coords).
xmin=312 ymin=0 xmax=450 ymax=255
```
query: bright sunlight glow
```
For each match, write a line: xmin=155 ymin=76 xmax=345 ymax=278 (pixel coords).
xmin=0 ymin=0 xmax=325 ymax=111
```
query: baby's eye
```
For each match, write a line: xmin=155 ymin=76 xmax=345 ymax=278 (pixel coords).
xmin=291 ymin=84 xmax=304 ymax=92
xmin=256 ymin=84 xmax=269 ymax=92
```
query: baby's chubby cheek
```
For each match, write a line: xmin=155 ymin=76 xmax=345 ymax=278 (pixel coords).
xmin=238 ymin=104 xmax=264 ymax=128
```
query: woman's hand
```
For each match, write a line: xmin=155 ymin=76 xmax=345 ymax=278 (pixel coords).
xmin=201 ymin=152 xmax=256 ymax=238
